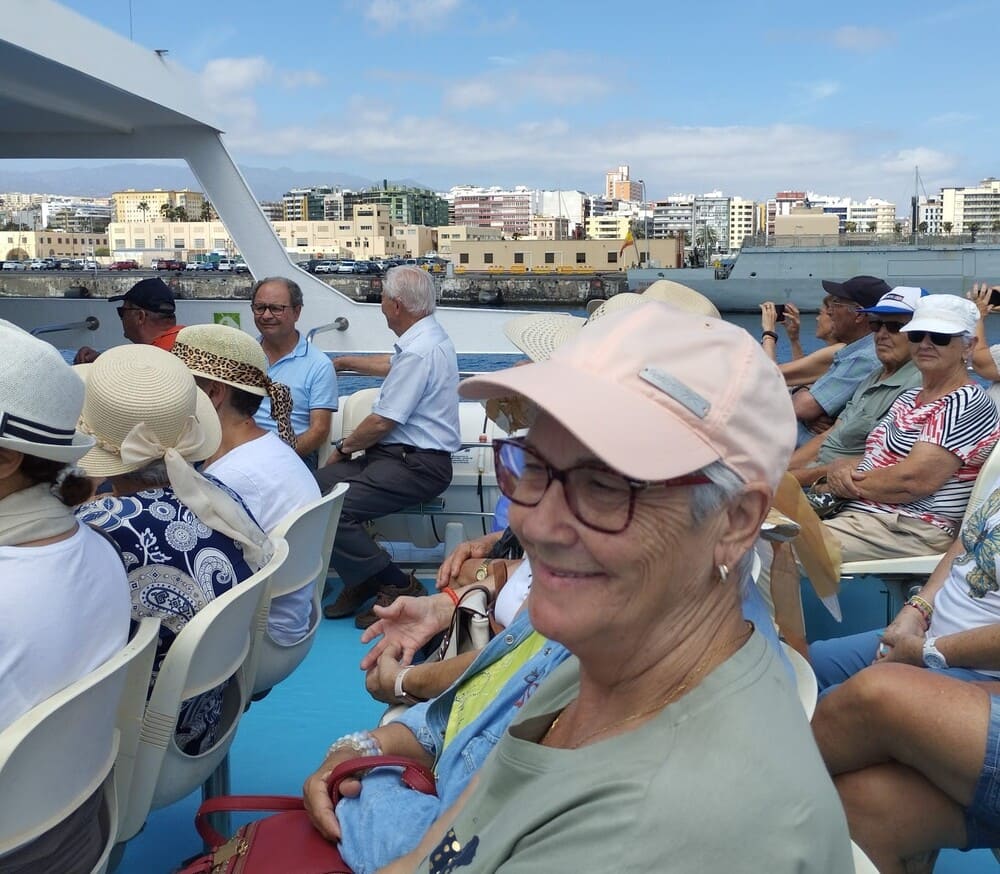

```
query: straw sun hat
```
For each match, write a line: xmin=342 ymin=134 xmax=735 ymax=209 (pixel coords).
xmin=172 ymin=323 xmax=270 ymax=397
xmin=503 ymin=280 xmax=721 ymax=363
xmin=76 ymin=344 xmax=221 ymax=478
xmin=0 ymin=318 xmax=94 ymax=463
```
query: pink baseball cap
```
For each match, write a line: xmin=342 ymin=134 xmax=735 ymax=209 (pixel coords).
xmin=461 ymin=303 xmax=795 ymax=490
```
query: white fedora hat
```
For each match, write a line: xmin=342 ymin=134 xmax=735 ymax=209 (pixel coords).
xmin=76 ymin=344 xmax=221 ymax=478
xmin=0 ymin=319 xmax=94 ymax=463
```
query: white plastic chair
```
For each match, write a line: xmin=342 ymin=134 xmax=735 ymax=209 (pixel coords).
xmin=0 ymin=617 xmax=159 ymax=874
xmin=251 ymin=484 xmax=349 ymax=694
xmin=840 ymin=444 xmax=1000 ymax=614
xmin=780 ymin=641 xmax=818 ymax=721
xmin=116 ymin=539 xmax=288 ymax=842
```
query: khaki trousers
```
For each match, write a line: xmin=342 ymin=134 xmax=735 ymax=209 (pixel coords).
xmin=822 ymin=511 xmax=954 ymax=563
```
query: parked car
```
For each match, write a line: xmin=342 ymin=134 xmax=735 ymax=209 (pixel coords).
xmin=184 ymin=261 xmax=200 ymax=271
xmin=233 ymin=262 xmax=250 ymax=274
xmin=194 ymin=261 xmax=217 ymax=271
xmin=109 ymin=259 xmax=139 ymax=271
xmin=27 ymin=259 xmax=48 ymax=270
xmin=337 ymin=260 xmax=357 ymax=273
xmin=81 ymin=259 xmax=99 ymax=271
xmin=1 ymin=260 xmax=27 ymax=270
xmin=315 ymin=261 xmax=339 ymax=274
xmin=155 ymin=258 xmax=185 ymax=271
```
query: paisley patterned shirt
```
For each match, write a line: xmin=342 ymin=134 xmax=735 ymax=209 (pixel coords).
xmin=76 ymin=485 xmax=256 ymax=752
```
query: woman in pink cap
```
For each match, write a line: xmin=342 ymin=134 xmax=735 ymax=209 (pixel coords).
xmin=377 ymin=303 xmax=852 ymax=873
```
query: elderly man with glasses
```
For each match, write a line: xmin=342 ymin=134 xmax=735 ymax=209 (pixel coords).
xmin=73 ymin=276 xmax=185 ymax=363
xmin=790 ymin=287 xmax=926 ymax=486
xmin=251 ymin=276 xmax=339 ymax=470
xmin=791 ymin=275 xmax=891 ymax=447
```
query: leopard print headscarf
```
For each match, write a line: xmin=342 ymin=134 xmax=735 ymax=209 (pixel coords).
xmin=172 ymin=341 xmax=297 ymax=448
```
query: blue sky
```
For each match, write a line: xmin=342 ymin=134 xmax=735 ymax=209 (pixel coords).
xmin=35 ymin=1 xmax=1000 ymax=208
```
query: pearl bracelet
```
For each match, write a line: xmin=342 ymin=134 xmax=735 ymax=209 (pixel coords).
xmin=327 ymin=730 xmax=382 ymax=759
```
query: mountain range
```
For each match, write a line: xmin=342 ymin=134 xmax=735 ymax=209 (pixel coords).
xmin=0 ymin=163 xmax=432 ymax=201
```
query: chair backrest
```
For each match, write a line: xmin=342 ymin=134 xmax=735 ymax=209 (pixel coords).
xmin=341 ymin=387 xmax=380 ymax=441
xmin=117 ymin=540 xmax=288 ymax=841
xmin=780 ymin=641 xmax=818 ymax=721
xmin=251 ymin=486 xmax=349 ymax=693
xmin=0 ymin=617 xmax=159 ymax=859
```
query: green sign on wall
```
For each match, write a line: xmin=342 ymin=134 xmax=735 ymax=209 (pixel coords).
xmin=213 ymin=312 xmax=241 ymax=328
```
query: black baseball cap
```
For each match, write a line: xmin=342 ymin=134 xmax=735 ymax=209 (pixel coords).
xmin=820 ymin=275 xmax=892 ymax=309
xmin=109 ymin=277 xmax=176 ymax=315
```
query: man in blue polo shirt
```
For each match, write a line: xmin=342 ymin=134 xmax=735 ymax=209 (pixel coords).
xmin=252 ymin=276 xmax=338 ymax=469
xmin=792 ymin=275 xmax=889 ymax=447
xmin=317 ymin=266 xmax=461 ymax=628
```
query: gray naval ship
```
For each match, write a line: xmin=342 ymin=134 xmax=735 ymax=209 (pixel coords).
xmin=628 ymin=236 xmax=1000 ymax=312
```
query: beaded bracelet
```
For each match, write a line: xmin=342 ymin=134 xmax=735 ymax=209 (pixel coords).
xmin=905 ymin=595 xmax=934 ymax=629
xmin=327 ymin=730 xmax=382 ymax=759
xmin=761 ymin=331 xmax=779 ymax=342
xmin=442 ymin=585 xmax=460 ymax=606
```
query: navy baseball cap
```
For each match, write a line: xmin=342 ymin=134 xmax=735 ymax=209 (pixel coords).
xmin=109 ymin=277 xmax=176 ymax=315
xmin=821 ymin=275 xmax=892 ymax=309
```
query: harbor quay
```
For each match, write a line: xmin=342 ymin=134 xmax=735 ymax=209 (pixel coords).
xmin=0 ymin=271 xmax=631 ymax=308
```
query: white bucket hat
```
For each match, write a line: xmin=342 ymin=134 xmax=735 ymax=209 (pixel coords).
xmin=76 ymin=344 xmax=221 ymax=478
xmin=0 ymin=319 xmax=94 ymax=463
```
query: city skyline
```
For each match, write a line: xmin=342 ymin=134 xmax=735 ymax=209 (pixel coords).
xmin=5 ymin=0 xmax=1000 ymax=209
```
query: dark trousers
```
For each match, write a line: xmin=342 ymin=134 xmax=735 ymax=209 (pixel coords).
xmin=314 ymin=444 xmax=453 ymax=587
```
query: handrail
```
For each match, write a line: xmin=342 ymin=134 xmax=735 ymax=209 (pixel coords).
xmin=29 ymin=316 xmax=99 ymax=337
xmin=306 ymin=318 xmax=349 ymax=344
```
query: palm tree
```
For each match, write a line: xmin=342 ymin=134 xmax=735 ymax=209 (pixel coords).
xmin=200 ymin=201 xmax=213 ymax=222
xmin=159 ymin=202 xmax=174 ymax=221
xmin=918 ymin=221 xmax=928 ymax=234
xmin=969 ymin=222 xmax=981 ymax=242
xmin=174 ymin=207 xmax=188 ymax=223
xmin=943 ymin=221 xmax=953 ymax=235
xmin=845 ymin=221 xmax=857 ymax=234
xmin=991 ymin=220 xmax=1000 ymax=234
xmin=866 ymin=222 xmax=877 ymax=234
xmin=137 ymin=201 xmax=150 ymax=222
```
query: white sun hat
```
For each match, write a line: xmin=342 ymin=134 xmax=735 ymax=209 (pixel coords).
xmin=900 ymin=294 xmax=980 ymax=336
xmin=0 ymin=319 xmax=94 ymax=463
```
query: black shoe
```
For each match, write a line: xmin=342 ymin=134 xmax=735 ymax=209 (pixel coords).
xmin=354 ymin=572 xmax=426 ymax=629
xmin=324 ymin=576 xmax=380 ymax=619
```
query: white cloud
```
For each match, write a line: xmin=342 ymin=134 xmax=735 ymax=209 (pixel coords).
xmin=279 ymin=70 xmax=327 ymax=89
xmin=202 ymin=57 xmax=273 ymax=98
xmin=444 ymin=54 xmax=612 ymax=110
xmin=799 ymin=80 xmax=840 ymax=102
xmin=200 ymin=57 xmax=326 ymax=127
xmin=827 ymin=26 xmax=893 ymax=52
xmin=360 ymin=0 xmax=461 ymax=29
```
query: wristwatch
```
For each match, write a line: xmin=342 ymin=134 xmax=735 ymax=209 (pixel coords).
xmin=334 ymin=438 xmax=347 ymax=455
xmin=394 ymin=666 xmax=424 ymax=705
xmin=474 ymin=559 xmax=491 ymax=581
xmin=922 ymin=636 xmax=948 ymax=670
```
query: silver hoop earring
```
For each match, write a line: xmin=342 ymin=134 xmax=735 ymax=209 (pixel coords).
xmin=717 ymin=563 xmax=729 ymax=584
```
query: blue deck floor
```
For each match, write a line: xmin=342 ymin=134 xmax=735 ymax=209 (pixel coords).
xmin=117 ymin=576 xmax=1000 ymax=874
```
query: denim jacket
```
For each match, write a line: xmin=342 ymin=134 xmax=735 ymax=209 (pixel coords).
xmin=337 ymin=609 xmax=570 ymax=874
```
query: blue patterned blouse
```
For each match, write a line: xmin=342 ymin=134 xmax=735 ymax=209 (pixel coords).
xmin=77 ymin=484 xmax=257 ymax=753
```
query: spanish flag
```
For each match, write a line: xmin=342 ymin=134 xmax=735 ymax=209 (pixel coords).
xmin=619 ymin=229 xmax=634 ymax=256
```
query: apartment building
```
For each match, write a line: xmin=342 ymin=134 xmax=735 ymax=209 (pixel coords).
xmin=941 ymin=179 xmax=1000 ymax=234
xmin=604 ymin=165 xmax=642 ymax=202
xmin=356 ymin=185 xmax=449 ymax=227
xmin=585 ymin=214 xmax=631 ymax=240
xmin=112 ymin=188 xmax=206 ymax=223
xmin=529 ymin=215 xmax=570 ymax=240
xmin=918 ymin=197 xmax=943 ymax=234
xmin=729 ymin=197 xmax=756 ymax=249
xmin=447 ymin=186 xmax=540 ymax=236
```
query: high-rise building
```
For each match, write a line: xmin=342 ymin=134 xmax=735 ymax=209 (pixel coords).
xmin=447 ymin=186 xmax=540 ymax=236
xmin=112 ymin=188 xmax=206 ymax=223
xmin=282 ymin=187 xmax=329 ymax=222
xmin=604 ymin=165 xmax=641 ymax=201
xmin=941 ymin=178 xmax=1000 ymax=234
xmin=356 ymin=185 xmax=449 ymax=227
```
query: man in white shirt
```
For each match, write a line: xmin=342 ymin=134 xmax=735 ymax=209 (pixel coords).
xmin=172 ymin=323 xmax=321 ymax=644
xmin=317 ymin=266 xmax=461 ymax=628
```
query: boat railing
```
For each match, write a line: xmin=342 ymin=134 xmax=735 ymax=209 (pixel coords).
xmin=29 ymin=316 xmax=100 ymax=337
xmin=305 ymin=318 xmax=349 ymax=344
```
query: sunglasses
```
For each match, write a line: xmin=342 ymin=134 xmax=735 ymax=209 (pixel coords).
xmin=116 ymin=305 xmax=141 ymax=319
xmin=867 ymin=319 xmax=906 ymax=334
xmin=906 ymin=330 xmax=958 ymax=346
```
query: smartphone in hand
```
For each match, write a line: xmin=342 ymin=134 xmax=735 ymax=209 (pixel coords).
xmin=774 ymin=303 xmax=786 ymax=323
xmin=990 ymin=288 xmax=1000 ymax=307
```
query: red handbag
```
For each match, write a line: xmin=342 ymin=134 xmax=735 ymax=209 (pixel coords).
xmin=176 ymin=755 xmax=437 ymax=874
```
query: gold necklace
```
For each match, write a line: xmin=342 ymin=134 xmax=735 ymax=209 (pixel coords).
xmin=541 ymin=621 xmax=751 ymax=750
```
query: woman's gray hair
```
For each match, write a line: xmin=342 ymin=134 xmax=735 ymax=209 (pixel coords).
xmin=688 ymin=460 xmax=746 ymax=524
xmin=688 ymin=460 xmax=758 ymax=587
xmin=384 ymin=265 xmax=436 ymax=316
